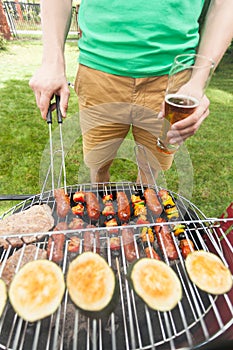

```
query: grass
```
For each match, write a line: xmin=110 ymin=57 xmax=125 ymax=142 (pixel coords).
xmin=0 ymin=40 xmax=232 ymax=218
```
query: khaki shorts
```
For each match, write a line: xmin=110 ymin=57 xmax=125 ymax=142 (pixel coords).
xmin=74 ymin=64 xmax=174 ymax=180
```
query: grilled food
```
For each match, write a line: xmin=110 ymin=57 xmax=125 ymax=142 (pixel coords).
xmin=68 ymin=236 xmax=80 ymax=253
xmin=0 ymin=204 xmax=54 ymax=236
xmin=117 ymin=191 xmax=130 ymax=222
xmin=179 ymin=238 xmax=195 ymax=259
xmin=84 ymin=192 xmax=100 ymax=221
xmin=0 ymin=279 xmax=7 ymax=317
xmin=158 ymin=189 xmax=179 ymax=220
xmin=185 ymin=250 xmax=233 ymax=295
xmin=131 ymin=192 xmax=147 ymax=218
xmin=46 ymin=222 xmax=68 ymax=263
xmin=9 ymin=259 xmax=65 ymax=322
xmin=139 ymin=227 xmax=160 ymax=260
xmin=83 ymin=225 xmax=100 ymax=253
xmin=144 ymin=188 xmax=163 ymax=216
xmin=67 ymin=252 xmax=119 ymax=318
xmin=47 ymin=233 xmax=65 ymax=263
xmin=1 ymin=244 xmax=47 ymax=288
xmin=129 ymin=258 xmax=182 ymax=311
xmin=121 ymin=225 xmax=137 ymax=262
xmin=102 ymin=194 xmax=115 ymax=217
xmin=73 ymin=191 xmax=85 ymax=203
xmin=54 ymin=188 xmax=70 ymax=218
xmin=154 ymin=218 xmax=178 ymax=260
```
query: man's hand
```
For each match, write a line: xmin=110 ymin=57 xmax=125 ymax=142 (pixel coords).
xmin=166 ymin=94 xmax=210 ymax=145
xmin=29 ymin=64 xmax=70 ymax=120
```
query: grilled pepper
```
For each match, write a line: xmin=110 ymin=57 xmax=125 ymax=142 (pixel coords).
xmin=165 ymin=207 xmax=179 ymax=220
xmin=72 ymin=202 xmax=85 ymax=216
xmin=140 ymin=227 xmax=154 ymax=244
xmin=73 ymin=191 xmax=85 ymax=203
xmin=173 ymin=224 xmax=186 ymax=237
xmin=103 ymin=194 xmax=113 ymax=204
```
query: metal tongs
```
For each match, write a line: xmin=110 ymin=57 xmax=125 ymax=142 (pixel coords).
xmin=40 ymin=95 xmax=67 ymax=198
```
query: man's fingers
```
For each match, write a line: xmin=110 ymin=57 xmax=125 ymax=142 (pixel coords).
xmin=167 ymin=107 xmax=209 ymax=144
xmin=59 ymin=88 xmax=70 ymax=118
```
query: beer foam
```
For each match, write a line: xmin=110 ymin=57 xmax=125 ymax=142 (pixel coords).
xmin=165 ymin=94 xmax=199 ymax=108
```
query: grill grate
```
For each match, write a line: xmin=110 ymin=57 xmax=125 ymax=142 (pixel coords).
xmin=0 ymin=181 xmax=232 ymax=350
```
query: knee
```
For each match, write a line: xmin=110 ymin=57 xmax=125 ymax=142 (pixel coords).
xmin=89 ymin=161 xmax=113 ymax=183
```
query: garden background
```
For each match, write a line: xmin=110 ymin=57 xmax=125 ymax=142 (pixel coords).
xmin=0 ymin=1 xmax=233 ymax=218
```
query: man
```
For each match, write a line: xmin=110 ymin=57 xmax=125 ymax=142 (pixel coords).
xmin=30 ymin=0 xmax=233 ymax=183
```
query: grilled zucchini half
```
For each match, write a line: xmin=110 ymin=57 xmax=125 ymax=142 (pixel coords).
xmin=0 ymin=278 xmax=7 ymax=317
xmin=185 ymin=250 xmax=233 ymax=295
xmin=9 ymin=259 xmax=65 ymax=322
xmin=129 ymin=258 xmax=182 ymax=311
xmin=67 ymin=252 xmax=119 ymax=318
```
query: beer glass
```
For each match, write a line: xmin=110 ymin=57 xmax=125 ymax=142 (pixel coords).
xmin=156 ymin=53 xmax=215 ymax=154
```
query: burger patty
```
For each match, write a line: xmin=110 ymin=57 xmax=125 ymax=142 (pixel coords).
xmin=0 ymin=204 xmax=54 ymax=236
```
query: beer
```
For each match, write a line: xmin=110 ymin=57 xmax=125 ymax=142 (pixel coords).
xmin=157 ymin=94 xmax=199 ymax=154
xmin=165 ymin=94 xmax=199 ymax=124
xmin=156 ymin=53 xmax=214 ymax=154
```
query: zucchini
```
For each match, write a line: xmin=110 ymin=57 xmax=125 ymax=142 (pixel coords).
xmin=67 ymin=252 xmax=119 ymax=318
xmin=185 ymin=250 xmax=233 ymax=295
xmin=129 ymin=258 xmax=182 ymax=311
xmin=9 ymin=259 xmax=65 ymax=322
xmin=0 ymin=278 xmax=7 ymax=317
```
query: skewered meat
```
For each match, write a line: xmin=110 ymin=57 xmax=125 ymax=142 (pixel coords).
xmin=158 ymin=189 xmax=179 ymax=220
xmin=144 ymin=188 xmax=163 ymax=216
xmin=84 ymin=192 xmax=100 ymax=221
xmin=54 ymin=222 xmax=69 ymax=232
xmin=131 ymin=192 xmax=147 ymax=218
xmin=54 ymin=188 xmax=70 ymax=218
xmin=117 ymin=191 xmax=130 ymax=222
xmin=179 ymin=238 xmax=195 ymax=259
xmin=144 ymin=246 xmax=160 ymax=260
xmin=68 ymin=236 xmax=81 ymax=253
xmin=47 ymin=235 xmax=65 ymax=263
xmin=110 ymin=236 xmax=121 ymax=251
xmin=154 ymin=218 xmax=178 ymax=260
xmin=47 ymin=222 xmax=68 ymax=263
xmin=83 ymin=225 xmax=100 ymax=253
xmin=102 ymin=194 xmax=115 ymax=216
xmin=138 ymin=226 xmax=160 ymax=260
xmin=121 ymin=226 xmax=137 ymax=262
xmin=69 ymin=217 xmax=85 ymax=230
xmin=47 ymin=234 xmax=65 ymax=263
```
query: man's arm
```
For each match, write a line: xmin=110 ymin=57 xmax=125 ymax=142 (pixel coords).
xmin=198 ymin=0 xmax=233 ymax=67
xmin=29 ymin=0 xmax=73 ymax=119
xmin=168 ymin=0 xmax=233 ymax=145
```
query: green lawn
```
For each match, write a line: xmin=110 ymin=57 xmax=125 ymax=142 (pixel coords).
xmin=0 ymin=40 xmax=232 ymax=217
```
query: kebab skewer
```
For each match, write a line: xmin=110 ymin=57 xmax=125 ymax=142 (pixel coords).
xmin=102 ymin=191 xmax=121 ymax=255
xmin=131 ymin=189 xmax=160 ymax=259
xmin=158 ymin=189 xmax=195 ymax=258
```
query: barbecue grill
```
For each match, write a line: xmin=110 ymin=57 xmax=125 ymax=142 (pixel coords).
xmin=0 ymin=103 xmax=232 ymax=350
xmin=0 ymin=181 xmax=232 ymax=350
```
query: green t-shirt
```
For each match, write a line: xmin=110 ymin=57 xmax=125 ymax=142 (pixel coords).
xmin=78 ymin=0 xmax=205 ymax=77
